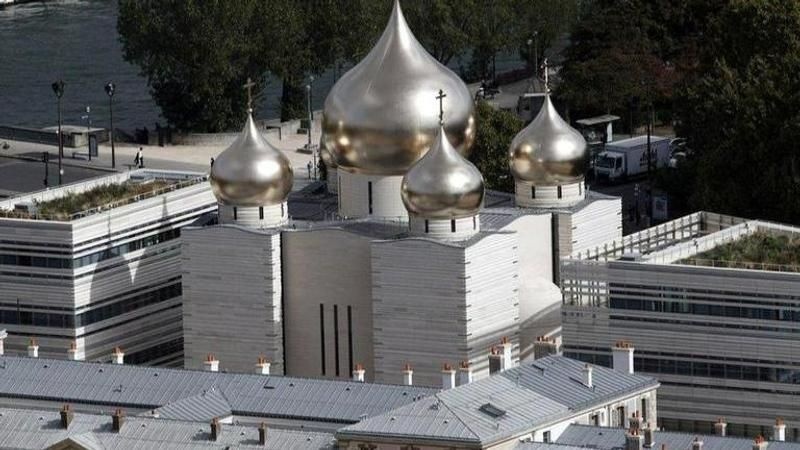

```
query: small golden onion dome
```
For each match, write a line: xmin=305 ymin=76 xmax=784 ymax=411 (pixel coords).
xmin=319 ymin=135 xmax=337 ymax=169
xmin=508 ymin=94 xmax=588 ymax=185
xmin=402 ymin=125 xmax=484 ymax=219
xmin=210 ymin=112 xmax=293 ymax=206
xmin=322 ymin=0 xmax=475 ymax=176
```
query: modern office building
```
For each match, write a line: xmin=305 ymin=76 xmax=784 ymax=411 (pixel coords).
xmin=561 ymin=211 xmax=800 ymax=440
xmin=182 ymin=0 xmax=621 ymax=386
xmin=0 ymin=169 xmax=216 ymax=366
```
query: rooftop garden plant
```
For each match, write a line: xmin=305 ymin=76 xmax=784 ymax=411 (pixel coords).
xmin=683 ymin=231 xmax=800 ymax=271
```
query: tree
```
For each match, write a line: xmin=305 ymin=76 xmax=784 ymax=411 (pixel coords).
xmin=469 ymin=101 xmax=523 ymax=193
xmin=118 ymin=0 xmax=267 ymax=132
xmin=671 ymin=0 xmax=800 ymax=223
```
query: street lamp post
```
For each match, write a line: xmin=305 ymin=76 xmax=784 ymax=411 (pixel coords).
xmin=306 ymin=77 xmax=316 ymax=180
xmin=105 ymin=82 xmax=116 ymax=169
xmin=51 ymin=80 xmax=65 ymax=185
xmin=82 ymin=106 xmax=92 ymax=161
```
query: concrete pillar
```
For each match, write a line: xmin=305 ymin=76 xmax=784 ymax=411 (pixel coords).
xmin=402 ymin=364 xmax=413 ymax=386
xmin=112 ymin=347 xmax=124 ymax=365
xmin=458 ymin=361 xmax=473 ymax=386
xmin=583 ymin=364 xmax=593 ymax=388
xmin=255 ymin=357 xmax=271 ymax=375
xmin=612 ymin=341 xmax=634 ymax=374
xmin=774 ymin=418 xmax=786 ymax=442
xmin=27 ymin=338 xmax=38 ymax=358
xmin=204 ymin=354 xmax=219 ymax=372
xmin=352 ymin=364 xmax=365 ymax=382
xmin=441 ymin=364 xmax=456 ymax=390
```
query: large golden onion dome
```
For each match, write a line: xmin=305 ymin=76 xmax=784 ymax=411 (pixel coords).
xmin=508 ymin=94 xmax=588 ymax=185
xmin=322 ymin=0 xmax=475 ymax=176
xmin=402 ymin=124 xmax=484 ymax=219
xmin=210 ymin=112 xmax=294 ymax=206
xmin=319 ymin=134 xmax=337 ymax=169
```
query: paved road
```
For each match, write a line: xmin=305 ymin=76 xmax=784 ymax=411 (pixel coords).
xmin=0 ymin=156 xmax=110 ymax=198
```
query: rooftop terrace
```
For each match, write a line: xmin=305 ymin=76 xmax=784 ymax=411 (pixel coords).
xmin=0 ymin=169 xmax=207 ymax=221
xmin=680 ymin=231 xmax=800 ymax=273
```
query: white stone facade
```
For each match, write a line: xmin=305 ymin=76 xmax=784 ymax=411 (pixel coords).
xmin=408 ymin=215 xmax=480 ymax=241
xmin=516 ymin=179 xmax=585 ymax=208
xmin=217 ymin=202 xmax=287 ymax=229
xmin=181 ymin=226 xmax=284 ymax=374
xmin=337 ymin=170 xmax=407 ymax=221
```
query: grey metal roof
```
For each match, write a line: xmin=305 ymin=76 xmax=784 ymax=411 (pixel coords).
xmin=0 ymin=356 xmax=436 ymax=425
xmin=0 ymin=407 xmax=335 ymax=449
xmin=149 ymin=387 xmax=232 ymax=422
xmin=550 ymin=424 xmax=800 ymax=450
xmin=338 ymin=356 xmax=658 ymax=446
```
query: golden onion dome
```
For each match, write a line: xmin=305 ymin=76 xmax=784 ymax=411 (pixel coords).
xmin=319 ymin=135 xmax=337 ymax=169
xmin=322 ymin=0 xmax=475 ymax=176
xmin=210 ymin=112 xmax=293 ymax=206
xmin=402 ymin=125 xmax=484 ymax=219
xmin=508 ymin=94 xmax=588 ymax=185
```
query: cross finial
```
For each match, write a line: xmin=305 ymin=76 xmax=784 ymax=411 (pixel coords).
xmin=436 ymin=89 xmax=447 ymax=125
xmin=243 ymin=77 xmax=256 ymax=113
xmin=541 ymin=58 xmax=550 ymax=93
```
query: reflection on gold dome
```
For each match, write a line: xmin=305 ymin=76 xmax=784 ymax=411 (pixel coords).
xmin=322 ymin=0 xmax=474 ymax=176
xmin=509 ymin=94 xmax=587 ymax=185
xmin=402 ymin=125 xmax=484 ymax=219
xmin=210 ymin=113 xmax=294 ymax=206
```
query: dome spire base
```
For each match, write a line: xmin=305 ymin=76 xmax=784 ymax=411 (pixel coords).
xmin=409 ymin=215 xmax=480 ymax=241
xmin=515 ymin=179 xmax=586 ymax=209
xmin=218 ymin=202 xmax=288 ymax=229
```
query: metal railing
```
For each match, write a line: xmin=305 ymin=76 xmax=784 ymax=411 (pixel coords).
xmin=0 ymin=176 xmax=208 ymax=222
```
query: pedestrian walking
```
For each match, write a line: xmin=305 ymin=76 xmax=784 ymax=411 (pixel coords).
xmin=135 ymin=147 xmax=144 ymax=168
xmin=307 ymin=161 xmax=313 ymax=179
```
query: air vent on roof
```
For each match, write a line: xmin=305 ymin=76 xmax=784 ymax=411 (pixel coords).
xmin=479 ymin=403 xmax=506 ymax=418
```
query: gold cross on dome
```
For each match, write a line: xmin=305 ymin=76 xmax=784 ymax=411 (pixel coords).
xmin=436 ymin=89 xmax=447 ymax=124
xmin=243 ymin=77 xmax=256 ymax=112
xmin=541 ymin=58 xmax=550 ymax=93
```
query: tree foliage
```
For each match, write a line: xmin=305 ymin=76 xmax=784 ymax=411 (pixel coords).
xmin=118 ymin=0 xmax=578 ymax=132
xmin=469 ymin=101 xmax=523 ymax=193
xmin=672 ymin=0 xmax=800 ymax=223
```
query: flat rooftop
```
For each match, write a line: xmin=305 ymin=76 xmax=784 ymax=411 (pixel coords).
xmin=0 ymin=169 xmax=207 ymax=221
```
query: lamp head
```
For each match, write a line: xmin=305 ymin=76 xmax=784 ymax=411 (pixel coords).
xmin=105 ymin=82 xmax=115 ymax=97
xmin=52 ymin=80 xmax=65 ymax=98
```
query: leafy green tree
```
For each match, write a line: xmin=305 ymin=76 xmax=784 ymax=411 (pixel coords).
xmin=672 ymin=0 xmax=800 ymax=223
xmin=469 ymin=101 xmax=523 ymax=193
xmin=118 ymin=0 xmax=267 ymax=132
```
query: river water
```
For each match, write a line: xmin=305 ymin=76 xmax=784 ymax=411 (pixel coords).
xmin=0 ymin=0 xmax=523 ymax=133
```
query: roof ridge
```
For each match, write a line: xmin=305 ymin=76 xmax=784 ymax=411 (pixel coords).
xmin=434 ymin=393 xmax=481 ymax=441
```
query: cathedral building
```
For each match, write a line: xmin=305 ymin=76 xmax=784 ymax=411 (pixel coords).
xmin=182 ymin=0 xmax=621 ymax=387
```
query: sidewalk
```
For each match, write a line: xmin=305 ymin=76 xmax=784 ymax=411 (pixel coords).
xmin=0 ymin=127 xmax=322 ymax=192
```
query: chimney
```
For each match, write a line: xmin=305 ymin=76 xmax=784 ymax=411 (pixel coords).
xmin=112 ymin=409 xmax=124 ymax=432
xmin=441 ymin=363 xmax=456 ymax=390
xmin=488 ymin=347 xmax=503 ymax=374
xmin=714 ymin=417 xmax=727 ymax=437
xmin=583 ymin=364 xmax=593 ymax=388
xmin=612 ymin=341 xmax=634 ymax=374
xmin=642 ymin=422 xmax=655 ymax=448
xmin=500 ymin=337 xmax=513 ymax=369
xmin=67 ymin=341 xmax=80 ymax=361
xmin=210 ymin=417 xmax=221 ymax=441
xmin=625 ymin=428 xmax=643 ymax=450
xmin=112 ymin=347 xmax=124 ymax=365
xmin=458 ymin=361 xmax=473 ymax=386
xmin=402 ymin=363 xmax=413 ymax=386
xmin=352 ymin=363 xmax=365 ymax=382
xmin=27 ymin=338 xmax=39 ymax=358
xmin=774 ymin=418 xmax=786 ymax=442
xmin=0 ymin=329 xmax=7 ymax=355
xmin=204 ymin=354 xmax=219 ymax=372
xmin=753 ymin=435 xmax=768 ymax=450
xmin=630 ymin=411 xmax=643 ymax=432
xmin=533 ymin=336 xmax=558 ymax=360
xmin=59 ymin=404 xmax=74 ymax=429
xmin=255 ymin=356 xmax=271 ymax=375
xmin=691 ymin=436 xmax=703 ymax=450
xmin=258 ymin=422 xmax=268 ymax=446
